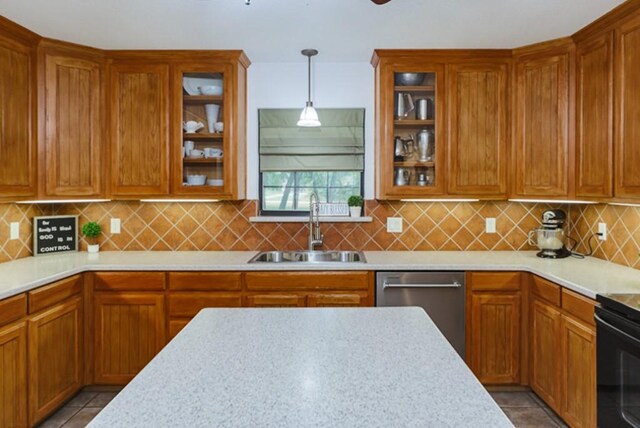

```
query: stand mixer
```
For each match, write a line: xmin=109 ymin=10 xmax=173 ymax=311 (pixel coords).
xmin=527 ymin=209 xmax=574 ymax=259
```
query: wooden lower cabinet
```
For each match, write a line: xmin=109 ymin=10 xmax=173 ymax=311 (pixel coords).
xmin=469 ymin=292 xmax=521 ymax=384
xmin=529 ymin=276 xmax=597 ymax=428
xmin=530 ymin=298 xmax=562 ymax=411
xmin=560 ymin=314 xmax=596 ymax=428
xmin=246 ymin=294 xmax=306 ymax=307
xmin=94 ymin=292 xmax=166 ymax=384
xmin=28 ymin=297 xmax=83 ymax=425
xmin=0 ymin=321 xmax=27 ymax=428
xmin=307 ymin=293 xmax=365 ymax=307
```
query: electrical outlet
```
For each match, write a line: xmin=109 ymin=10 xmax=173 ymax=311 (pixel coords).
xmin=9 ymin=222 xmax=19 ymax=240
xmin=387 ymin=217 xmax=403 ymax=233
xmin=598 ymin=222 xmax=607 ymax=241
xmin=110 ymin=218 xmax=121 ymax=234
xmin=485 ymin=218 xmax=496 ymax=234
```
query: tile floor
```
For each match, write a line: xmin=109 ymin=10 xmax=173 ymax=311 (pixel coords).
xmin=40 ymin=388 xmax=567 ymax=427
xmin=489 ymin=391 xmax=569 ymax=427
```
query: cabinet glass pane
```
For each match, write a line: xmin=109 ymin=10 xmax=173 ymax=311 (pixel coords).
xmin=392 ymin=71 xmax=437 ymax=188
xmin=181 ymin=72 xmax=225 ymax=188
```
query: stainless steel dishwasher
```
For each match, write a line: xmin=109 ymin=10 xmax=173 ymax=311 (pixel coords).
xmin=376 ymin=271 xmax=465 ymax=357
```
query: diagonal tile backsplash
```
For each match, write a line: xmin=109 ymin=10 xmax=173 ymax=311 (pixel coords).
xmin=0 ymin=199 xmax=638 ymax=271
xmin=50 ymin=200 xmax=551 ymax=253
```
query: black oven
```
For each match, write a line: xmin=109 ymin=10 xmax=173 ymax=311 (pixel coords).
xmin=596 ymin=294 xmax=640 ymax=428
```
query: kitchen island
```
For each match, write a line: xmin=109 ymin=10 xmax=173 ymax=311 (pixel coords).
xmin=89 ymin=307 xmax=512 ymax=427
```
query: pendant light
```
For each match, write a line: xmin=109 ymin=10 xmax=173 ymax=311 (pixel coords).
xmin=297 ymin=49 xmax=321 ymax=127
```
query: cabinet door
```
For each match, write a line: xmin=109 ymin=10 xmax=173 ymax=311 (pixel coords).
xmin=615 ymin=14 xmax=640 ymax=198
xmin=469 ymin=292 xmax=521 ymax=384
xmin=447 ymin=63 xmax=509 ymax=197
xmin=576 ymin=32 xmax=614 ymax=198
xmin=560 ymin=315 xmax=596 ymax=428
xmin=0 ymin=322 xmax=27 ymax=428
xmin=94 ymin=292 xmax=166 ymax=384
xmin=0 ymin=34 xmax=36 ymax=198
xmin=307 ymin=293 xmax=364 ymax=307
xmin=109 ymin=62 xmax=169 ymax=197
xmin=375 ymin=60 xmax=446 ymax=199
xmin=28 ymin=297 xmax=83 ymax=425
xmin=246 ymin=294 xmax=306 ymax=307
xmin=514 ymin=51 xmax=571 ymax=197
xmin=43 ymin=53 xmax=103 ymax=196
xmin=530 ymin=298 xmax=562 ymax=412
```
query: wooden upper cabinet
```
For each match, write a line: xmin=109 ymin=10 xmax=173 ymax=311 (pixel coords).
xmin=372 ymin=51 xmax=446 ymax=199
xmin=575 ymin=32 xmax=614 ymax=198
xmin=109 ymin=62 xmax=170 ymax=197
xmin=41 ymin=44 xmax=104 ymax=197
xmin=0 ymin=20 xmax=38 ymax=199
xmin=171 ymin=54 xmax=249 ymax=199
xmin=447 ymin=62 xmax=509 ymax=197
xmin=615 ymin=13 xmax=640 ymax=198
xmin=513 ymin=44 xmax=573 ymax=198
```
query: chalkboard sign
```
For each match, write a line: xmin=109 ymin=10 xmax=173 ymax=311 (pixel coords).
xmin=33 ymin=215 xmax=79 ymax=256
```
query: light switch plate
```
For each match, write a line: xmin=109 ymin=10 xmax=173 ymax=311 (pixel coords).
xmin=485 ymin=218 xmax=496 ymax=234
xmin=110 ymin=218 xmax=121 ymax=234
xmin=387 ymin=217 xmax=403 ymax=233
xmin=10 ymin=222 xmax=19 ymax=240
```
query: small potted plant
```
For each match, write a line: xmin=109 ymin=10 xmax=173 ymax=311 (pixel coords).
xmin=348 ymin=195 xmax=364 ymax=218
xmin=82 ymin=221 xmax=102 ymax=253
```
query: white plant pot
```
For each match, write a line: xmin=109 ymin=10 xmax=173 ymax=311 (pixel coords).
xmin=349 ymin=206 xmax=362 ymax=218
xmin=87 ymin=244 xmax=100 ymax=253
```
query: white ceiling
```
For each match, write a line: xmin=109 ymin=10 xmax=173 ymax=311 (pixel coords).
xmin=0 ymin=0 xmax=625 ymax=62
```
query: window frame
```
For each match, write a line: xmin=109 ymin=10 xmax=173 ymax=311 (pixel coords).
xmin=259 ymin=171 xmax=364 ymax=217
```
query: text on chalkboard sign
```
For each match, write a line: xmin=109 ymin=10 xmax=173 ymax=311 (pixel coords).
xmin=33 ymin=215 xmax=79 ymax=256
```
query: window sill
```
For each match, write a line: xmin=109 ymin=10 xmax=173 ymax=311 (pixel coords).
xmin=249 ymin=216 xmax=373 ymax=223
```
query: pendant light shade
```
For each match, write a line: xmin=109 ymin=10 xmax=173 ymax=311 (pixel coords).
xmin=297 ymin=49 xmax=321 ymax=127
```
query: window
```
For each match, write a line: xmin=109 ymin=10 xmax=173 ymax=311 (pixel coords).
xmin=259 ymin=108 xmax=365 ymax=215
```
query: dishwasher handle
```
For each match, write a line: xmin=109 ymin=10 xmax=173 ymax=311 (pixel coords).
xmin=382 ymin=280 xmax=462 ymax=289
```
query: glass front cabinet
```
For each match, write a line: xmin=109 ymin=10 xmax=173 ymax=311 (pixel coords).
xmin=372 ymin=51 xmax=446 ymax=199
xmin=172 ymin=52 xmax=249 ymax=199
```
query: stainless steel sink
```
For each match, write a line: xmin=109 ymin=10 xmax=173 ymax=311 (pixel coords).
xmin=248 ymin=250 xmax=366 ymax=264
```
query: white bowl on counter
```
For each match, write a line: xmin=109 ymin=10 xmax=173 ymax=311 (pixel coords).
xmin=186 ymin=175 xmax=207 ymax=186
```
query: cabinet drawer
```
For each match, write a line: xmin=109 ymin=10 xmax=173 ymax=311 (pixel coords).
xmin=94 ymin=272 xmax=165 ymax=291
xmin=28 ymin=275 xmax=82 ymax=314
xmin=308 ymin=293 xmax=364 ymax=307
xmin=169 ymin=319 xmax=190 ymax=339
xmin=531 ymin=276 xmax=561 ymax=307
xmin=246 ymin=294 xmax=306 ymax=307
xmin=562 ymin=289 xmax=596 ymax=326
xmin=168 ymin=293 xmax=242 ymax=317
xmin=469 ymin=272 xmax=521 ymax=291
xmin=0 ymin=294 xmax=27 ymax=327
xmin=168 ymin=272 xmax=242 ymax=291
xmin=245 ymin=272 xmax=370 ymax=291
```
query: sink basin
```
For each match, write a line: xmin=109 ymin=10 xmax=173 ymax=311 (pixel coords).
xmin=248 ymin=250 xmax=366 ymax=264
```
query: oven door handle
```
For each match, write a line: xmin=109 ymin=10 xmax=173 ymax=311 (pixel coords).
xmin=595 ymin=313 xmax=640 ymax=347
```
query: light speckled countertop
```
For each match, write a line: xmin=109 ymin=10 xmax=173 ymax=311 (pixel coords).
xmin=88 ymin=307 xmax=513 ymax=428
xmin=0 ymin=250 xmax=639 ymax=300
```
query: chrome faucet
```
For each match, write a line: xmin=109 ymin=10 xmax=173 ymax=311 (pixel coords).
xmin=308 ymin=191 xmax=324 ymax=251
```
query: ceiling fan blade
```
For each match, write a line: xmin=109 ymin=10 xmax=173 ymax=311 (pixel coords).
xmin=371 ymin=0 xmax=392 ymax=4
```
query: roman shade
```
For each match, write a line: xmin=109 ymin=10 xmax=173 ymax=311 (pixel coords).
xmin=259 ymin=108 xmax=365 ymax=171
